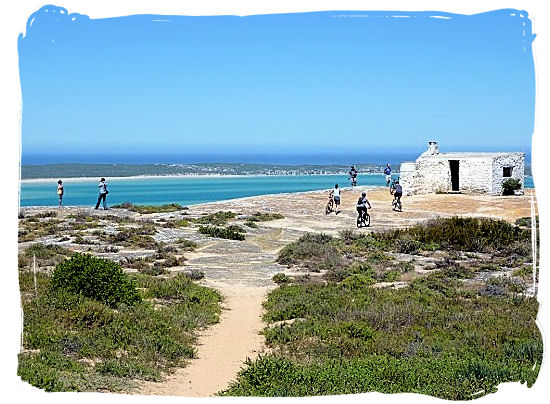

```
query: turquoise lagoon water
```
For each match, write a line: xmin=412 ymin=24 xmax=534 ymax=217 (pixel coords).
xmin=19 ymin=174 xmax=535 ymax=208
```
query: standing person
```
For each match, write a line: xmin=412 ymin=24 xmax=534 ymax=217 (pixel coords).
xmin=384 ymin=164 xmax=392 ymax=187
xmin=349 ymin=166 xmax=358 ymax=187
xmin=95 ymin=178 xmax=109 ymax=210
xmin=57 ymin=180 xmax=64 ymax=207
xmin=333 ymin=184 xmax=341 ymax=214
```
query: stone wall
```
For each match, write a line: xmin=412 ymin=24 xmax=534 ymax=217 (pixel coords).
xmin=399 ymin=162 xmax=418 ymax=196
xmin=457 ymin=157 xmax=493 ymax=194
xmin=491 ymin=153 xmax=525 ymax=195
xmin=414 ymin=158 xmax=451 ymax=194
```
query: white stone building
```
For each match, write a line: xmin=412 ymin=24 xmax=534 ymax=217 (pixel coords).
xmin=399 ymin=142 xmax=525 ymax=196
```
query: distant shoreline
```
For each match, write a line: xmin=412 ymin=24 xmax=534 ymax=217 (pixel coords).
xmin=20 ymin=172 xmax=387 ymax=184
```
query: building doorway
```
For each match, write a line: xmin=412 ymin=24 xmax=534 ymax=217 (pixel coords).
xmin=449 ymin=160 xmax=459 ymax=191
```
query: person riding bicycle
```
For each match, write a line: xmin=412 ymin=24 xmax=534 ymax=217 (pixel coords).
xmin=349 ymin=166 xmax=358 ymax=186
xmin=384 ymin=164 xmax=392 ymax=187
xmin=390 ymin=180 xmax=403 ymax=211
xmin=356 ymin=192 xmax=372 ymax=221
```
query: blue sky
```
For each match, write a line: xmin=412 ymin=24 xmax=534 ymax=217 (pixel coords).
xmin=18 ymin=6 xmax=536 ymax=161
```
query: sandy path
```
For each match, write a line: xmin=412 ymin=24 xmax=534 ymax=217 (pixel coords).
xmin=139 ymin=283 xmax=271 ymax=396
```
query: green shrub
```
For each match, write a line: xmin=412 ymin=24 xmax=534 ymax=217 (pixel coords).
xmin=176 ymin=238 xmax=198 ymax=251
xmin=50 ymin=253 xmax=141 ymax=307
xmin=245 ymin=212 xmax=284 ymax=222
xmin=380 ymin=217 xmax=528 ymax=253
xmin=244 ymin=221 xmax=258 ymax=228
xmin=112 ymin=203 xmax=187 ymax=214
xmin=272 ymin=273 xmax=291 ymax=284
xmin=515 ymin=216 xmax=537 ymax=228
xmin=277 ymin=233 xmax=343 ymax=271
xmin=341 ymin=274 xmax=375 ymax=289
xmin=192 ymin=211 xmax=237 ymax=226
xmin=198 ymin=225 xmax=245 ymax=241
xmin=185 ymin=268 xmax=205 ymax=280
xmin=383 ymin=270 xmax=401 ymax=282
xmin=502 ymin=179 xmax=522 ymax=195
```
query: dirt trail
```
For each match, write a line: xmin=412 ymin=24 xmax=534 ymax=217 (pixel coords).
xmin=139 ymin=283 xmax=271 ymax=397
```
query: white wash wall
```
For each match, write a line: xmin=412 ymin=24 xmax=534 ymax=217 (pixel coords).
xmin=491 ymin=153 xmax=525 ymax=195
xmin=457 ymin=157 xmax=493 ymax=194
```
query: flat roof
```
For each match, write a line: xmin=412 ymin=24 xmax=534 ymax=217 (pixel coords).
xmin=421 ymin=152 xmax=524 ymax=159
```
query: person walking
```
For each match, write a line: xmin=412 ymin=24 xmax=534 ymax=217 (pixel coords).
xmin=349 ymin=166 xmax=358 ymax=187
xmin=57 ymin=180 xmax=64 ymax=207
xmin=384 ymin=164 xmax=392 ymax=187
xmin=333 ymin=184 xmax=341 ymax=214
xmin=95 ymin=178 xmax=109 ymax=210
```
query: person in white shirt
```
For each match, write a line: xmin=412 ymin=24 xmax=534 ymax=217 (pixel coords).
xmin=333 ymin=184 xmax=341 ymax=213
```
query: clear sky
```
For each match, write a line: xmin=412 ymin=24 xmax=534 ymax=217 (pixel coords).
xmin=18 ymin=6 xmax=536 ymax=161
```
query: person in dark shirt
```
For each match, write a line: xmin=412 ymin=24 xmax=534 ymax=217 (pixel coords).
xmin=390 ymin=180 xmax=403 ymax=211
xmin=349 ymin=166 xmax=358 ymax=187
xmin=356 ymin=192 xmax=372 ymax=222
xmin=384 ymin=164 xmax=392 ymax=187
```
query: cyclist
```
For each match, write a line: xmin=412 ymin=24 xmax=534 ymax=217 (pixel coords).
xmin=356 ymin=191 xmax=372 ymax=223
xmin=384 ymin=164 xmax=392 ymax=187
xmin=390 ymin=179 xmax=403 ymax=211
xmin=349 ymin=166 xmax=358 ymax=187
xmin=333 ymin=184 xmax=341 ymax=213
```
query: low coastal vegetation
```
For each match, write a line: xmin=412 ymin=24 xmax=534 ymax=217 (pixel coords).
xmin=18 ymin=253 xmax=222 ymax=392
xmin=191 ymin=211 xmax=237 ymax=226
xmin=221 ymin=217 xmax=541 ymax=399
xmin=198 ymin=225 xmax=246 ymax=241
xmin=112 ymin=202 xmax=188 ymax=214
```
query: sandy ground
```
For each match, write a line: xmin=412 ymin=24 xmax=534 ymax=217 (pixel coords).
xmin=20 ymin=187 xmax=537 ymax=397
xmin=139 ymin=283 xmax=270 ymax=397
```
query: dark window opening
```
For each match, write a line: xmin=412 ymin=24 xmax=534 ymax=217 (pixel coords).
xmin=503 ymin=167 xmax=513 ymax=177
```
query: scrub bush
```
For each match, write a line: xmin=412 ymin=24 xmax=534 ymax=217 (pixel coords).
xmin=50 ymin=253 xmax=141 ymax=307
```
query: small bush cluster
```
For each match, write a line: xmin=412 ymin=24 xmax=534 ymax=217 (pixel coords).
xmin=245 ymin=212 xmax=284 ymax=222
xmin=272 ymin=273 xmax=291 ymax=284
xmin=198 ymin=225 xmax=246 ymax=241
xmin=176 ymin=238 xmax=198 ymax=251
xmin=104 ymin=226 xmax=158 ymax=249
xmin=376 ymin=217 xmax=529 ymax=253
xmin=192 ymin=211 xmax=237 ymax=226
xmin=112 ymin=202 xmax=188 ymax=214
xmin=277 ymin=233 xmax=344 ymax=271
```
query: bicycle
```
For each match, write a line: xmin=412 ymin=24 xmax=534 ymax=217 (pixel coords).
xmin=325 ymin=194 xmax=334 ymax=215
xmin=392 ymin=196 xmax=402 ymax=212
xmin=390 ymin=179 xmax=403 ymax=212
xmin=356 ymin=209 xmax=371 ymax=227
